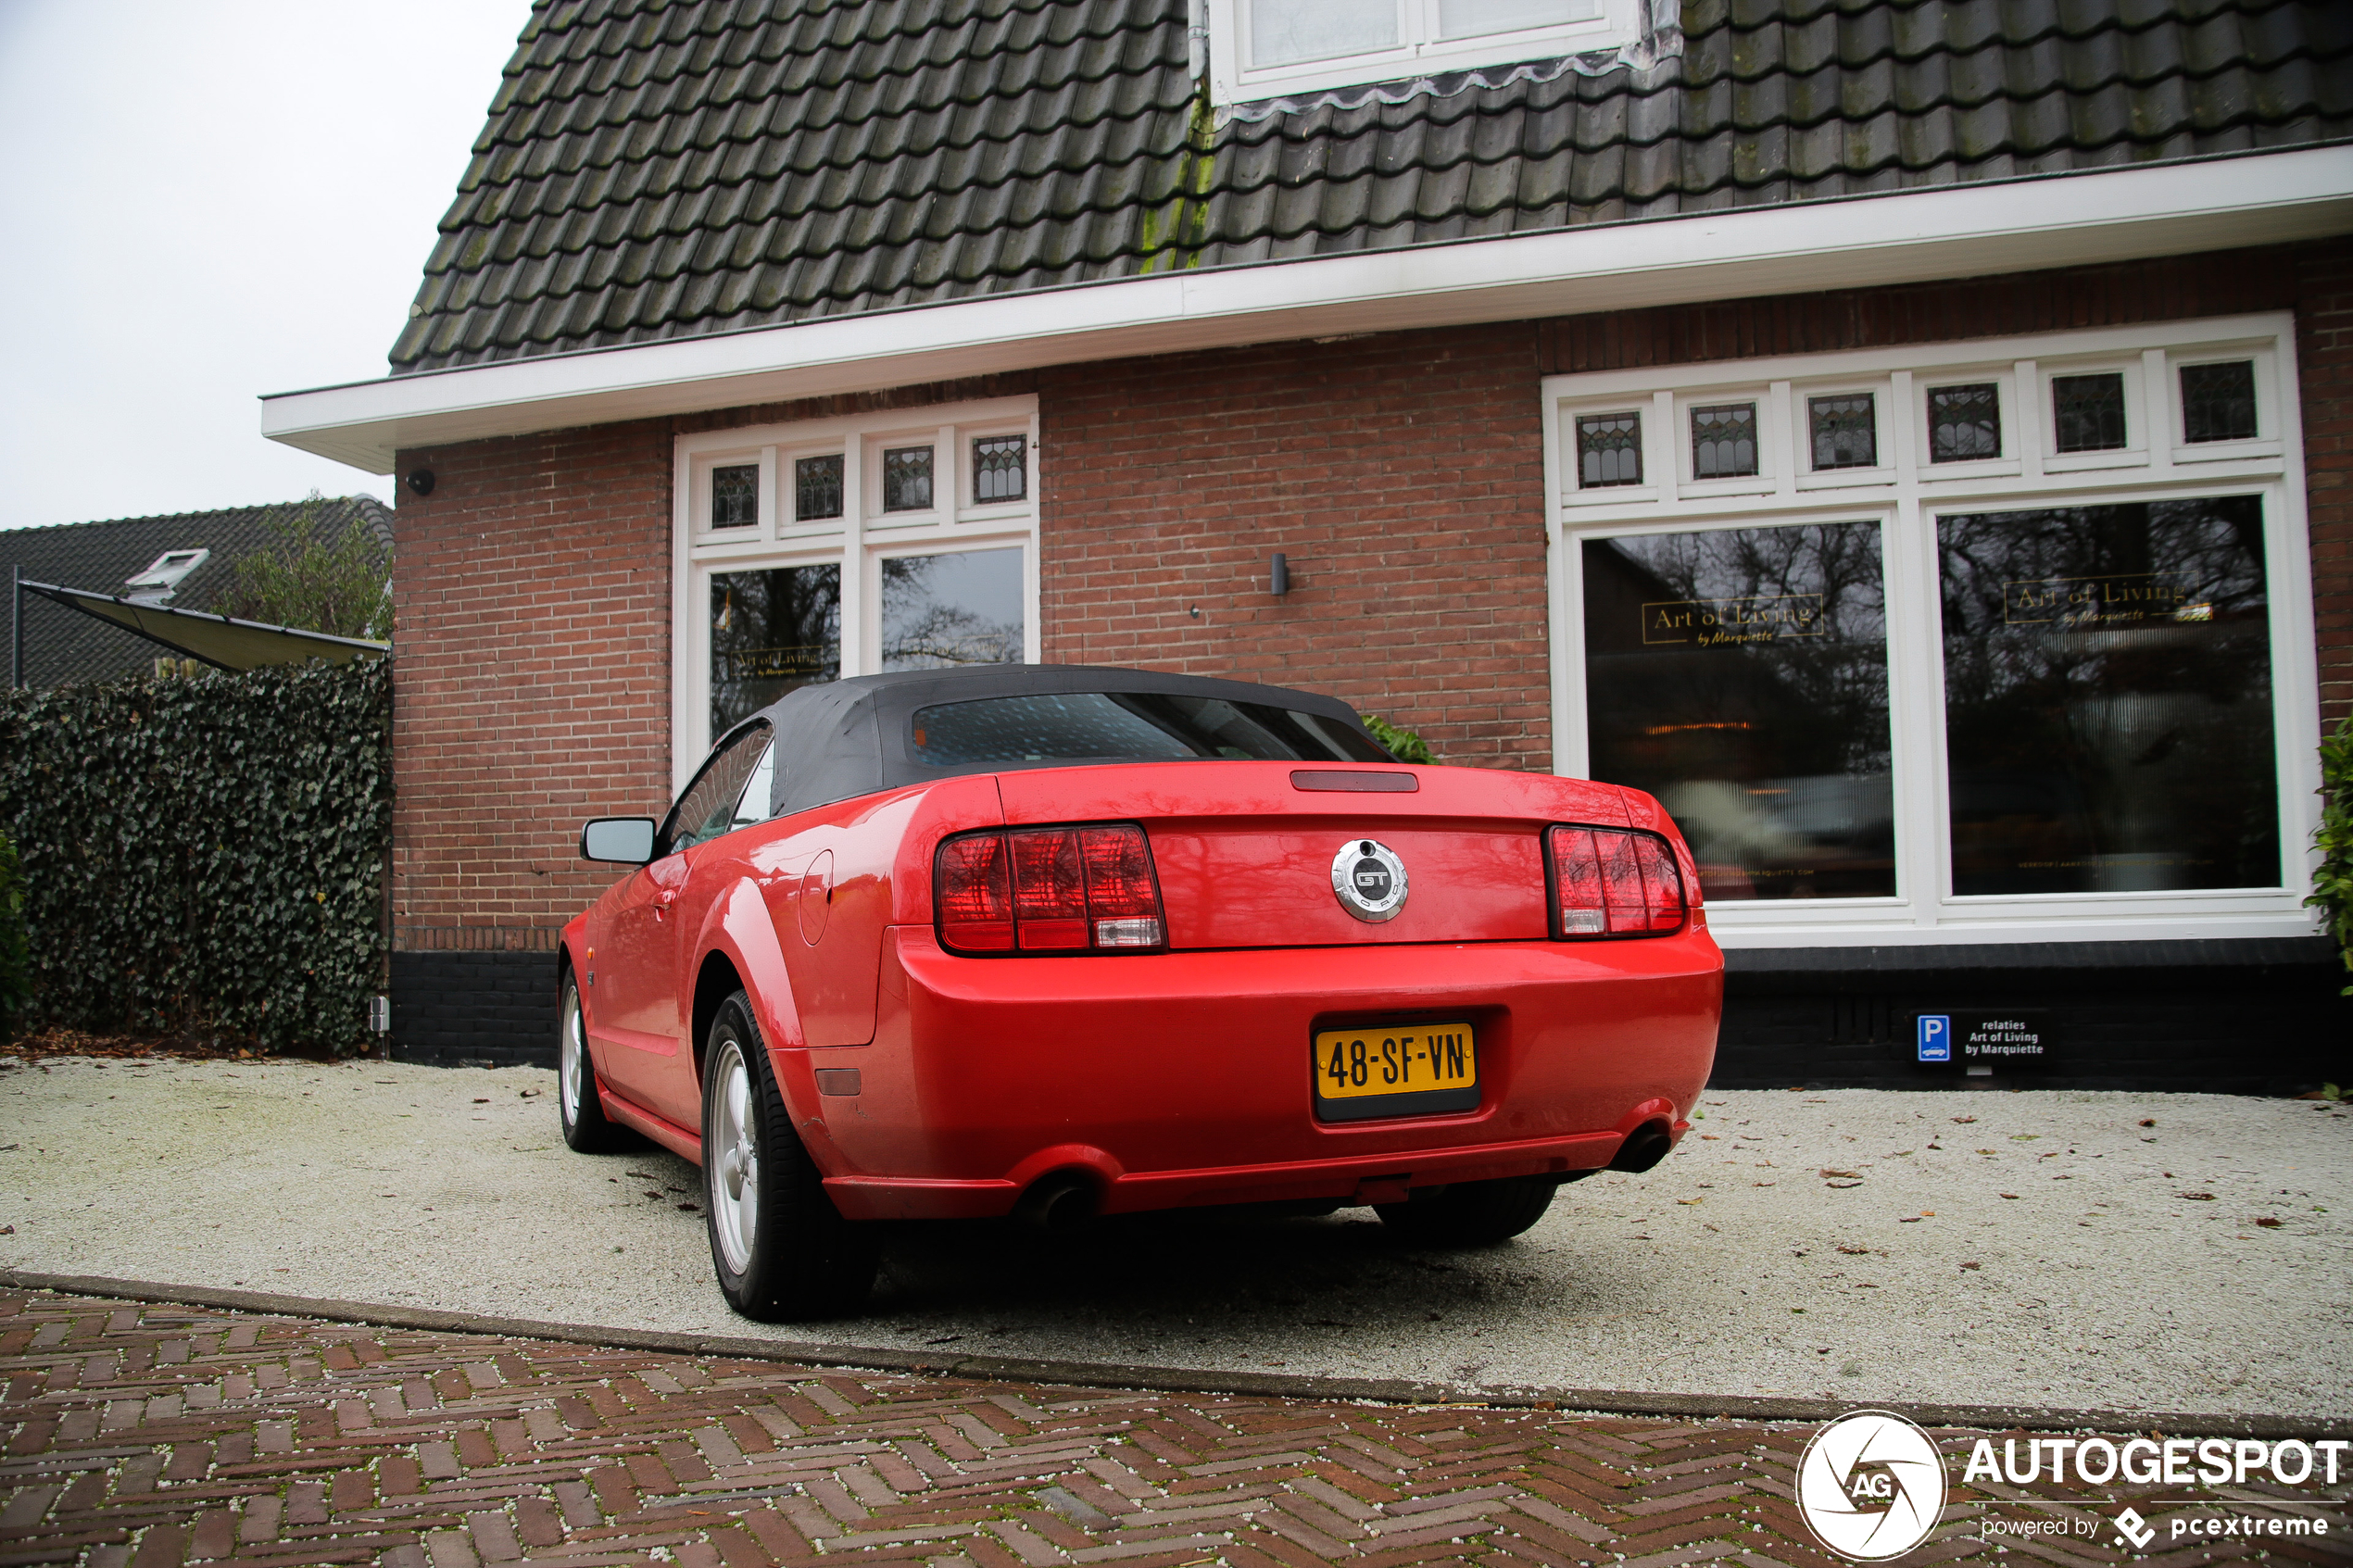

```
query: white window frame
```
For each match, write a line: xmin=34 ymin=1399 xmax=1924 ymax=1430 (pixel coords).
xmin=1208 ymin=0 xmax=1642 ymax=106
xmin=672 ymin=395 xmax=1041 ymax=793
xmin=1541 ymin=313 xmax=2320 ymax=949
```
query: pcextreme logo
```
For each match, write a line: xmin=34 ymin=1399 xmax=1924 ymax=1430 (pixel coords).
xmin=1796 ymin=1411 xmax=1949 ymax=1561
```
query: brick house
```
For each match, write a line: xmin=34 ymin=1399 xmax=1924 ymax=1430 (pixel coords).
xmin=263 ymin=0 xmax=2353 ymax=1085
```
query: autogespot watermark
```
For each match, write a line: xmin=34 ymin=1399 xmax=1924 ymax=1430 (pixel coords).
xmin=1794 ymin=1412 xmax=2348 ymax=1562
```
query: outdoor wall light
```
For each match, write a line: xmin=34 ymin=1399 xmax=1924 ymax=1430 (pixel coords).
xmin=1270 ymin=552 xmax=1290 ymax=596
xmin=405 ymin=469 xmax=436 ymax=496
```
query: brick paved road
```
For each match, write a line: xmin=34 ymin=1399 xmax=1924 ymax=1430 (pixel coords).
xmin=2 ymin=1290 xmax=2343 ymax=1568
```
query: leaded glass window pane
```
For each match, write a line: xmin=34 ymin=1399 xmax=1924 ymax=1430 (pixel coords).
xmin=711 ymin=464 xmax=758 ymax=527
xmin=711 ymin=565 xmax=840 ymax=735
xmin=794 ymin=455 xmax=843 ymax=521
xmin=2051 ymin=373 xmax=2127 ymax=453
xmin=1937 ymin=495 xmax=2277 ymax=896
xmin=882 ymin=446 xmax=935 ymax=512
xmin=1581 ymin=522 xmax=1894 ymax=901
xmin=1577 ymin=411 xmax=1642 ymax=488
xmin=973 ymin=435 xmax=1026 ymax=503
xmin=1808 ymin=394 xmax=1877 ymax=470
xmin=2181 ymin=361 xmax=2257 ymax=444
xmin=1690 ymin=402 xmax=1758 ymax=479
xmin=1927 ymin=383 xmax=2001 ymax=463
xmin=882 ymin=548 xmax=1025 ymax=671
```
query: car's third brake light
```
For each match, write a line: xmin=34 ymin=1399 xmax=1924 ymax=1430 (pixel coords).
xmin=1546 ymin=824 xmax=1685 ymax=938
xmin=937 ymin=823 xmax=1165 ymax=954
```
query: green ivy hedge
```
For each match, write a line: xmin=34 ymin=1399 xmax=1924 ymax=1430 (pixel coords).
xmin=0 ymin=659 xmax=391 ymax=1053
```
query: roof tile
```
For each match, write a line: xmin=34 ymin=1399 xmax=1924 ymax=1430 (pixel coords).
xmin=391 ymin=0 xmax=2353 ymax=372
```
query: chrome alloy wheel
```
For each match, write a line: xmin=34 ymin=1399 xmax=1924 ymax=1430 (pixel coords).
xmin=710 ymin=1038 xmax=761 ymax=1274
xmin=560 ymin=985 xmax=587 ymax=1121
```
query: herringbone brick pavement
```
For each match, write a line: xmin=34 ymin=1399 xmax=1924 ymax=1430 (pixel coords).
xmin=1 ymin=1289 xmax=2341 ymax=1568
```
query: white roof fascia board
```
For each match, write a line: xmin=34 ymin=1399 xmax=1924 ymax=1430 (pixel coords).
xmin=263 ymin=146 xmax=2353 ymax=474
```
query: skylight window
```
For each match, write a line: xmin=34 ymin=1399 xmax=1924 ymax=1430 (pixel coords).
xmin=122 ymin=547 xmax=210 ymax=603
xmin=1213 ymin=0 xmax=1635 ymax=106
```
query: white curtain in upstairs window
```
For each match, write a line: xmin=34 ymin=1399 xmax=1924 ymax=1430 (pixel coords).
xmin=1436 ymin=0 xmax=1599 ymax=38
xmin=1250 ymin=0 xmax=1399 ymax=66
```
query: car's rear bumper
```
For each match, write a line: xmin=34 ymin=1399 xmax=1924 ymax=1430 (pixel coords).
xmin=799 ymin=926 xmax=1722 ymax=1223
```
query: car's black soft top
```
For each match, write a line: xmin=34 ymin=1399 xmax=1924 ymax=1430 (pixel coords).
xmin=738 ymin=664 xmax=1390 ymax=819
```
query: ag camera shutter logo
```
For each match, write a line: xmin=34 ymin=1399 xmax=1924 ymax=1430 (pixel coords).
xmin=1797 ymin=1411 xmax=1948 ymax=1561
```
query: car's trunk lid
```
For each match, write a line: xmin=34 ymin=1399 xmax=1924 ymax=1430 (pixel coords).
xmin=991 ymin=761 xmax=1634 ymax=949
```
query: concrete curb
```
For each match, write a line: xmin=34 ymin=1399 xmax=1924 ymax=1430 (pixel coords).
xmin=2 ymin=1268 xmax=2320 ymax=1438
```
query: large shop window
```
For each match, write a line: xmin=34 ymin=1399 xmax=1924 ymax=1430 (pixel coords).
xmin=1583 ymin=522 xmax=1894 ymax=903
xmin=674 ymin=397 xmax=1038 ymax=787
xmin=1546 ymin=317 xmax=2317 ymax=945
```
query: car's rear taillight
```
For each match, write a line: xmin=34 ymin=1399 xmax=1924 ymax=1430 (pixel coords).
xmin=937 ymin=823 xmax=1165 ymax=954
xmin=1546 ymin=824 xmax=1686 ymax=938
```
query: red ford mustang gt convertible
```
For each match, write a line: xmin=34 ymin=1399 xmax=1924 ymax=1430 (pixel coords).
xmin=561 ymin=666 xmax=1721 ymax=1320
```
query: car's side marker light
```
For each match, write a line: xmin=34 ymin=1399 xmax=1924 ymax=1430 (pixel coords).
xmin=1545 ymin=823 xmax=1687 ymax=938
xmin=937 ymin=822 xmax=1166 ymax=955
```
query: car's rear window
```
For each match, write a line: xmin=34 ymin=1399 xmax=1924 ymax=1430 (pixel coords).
xmin=911 ymin=692 xmax=1392 ymax=767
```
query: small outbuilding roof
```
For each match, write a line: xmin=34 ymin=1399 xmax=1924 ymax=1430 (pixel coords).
xmin=0 ymin=496 xmax=391 ymax=689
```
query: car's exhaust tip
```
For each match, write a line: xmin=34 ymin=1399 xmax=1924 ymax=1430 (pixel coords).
xmin=1013 ymin=1171 xmax=1099 ymax=1233
xmin=1608 ymin=1123 xmax=1674 ymax=1174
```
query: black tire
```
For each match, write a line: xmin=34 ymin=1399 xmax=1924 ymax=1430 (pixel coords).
xmin=559 ymin=972 xmax=631 ymax=1153
xmin=701 ymin=990 xmax=878 ymax=1321
xmin=1375 ymin=1175 xmax=1557 ymax=1247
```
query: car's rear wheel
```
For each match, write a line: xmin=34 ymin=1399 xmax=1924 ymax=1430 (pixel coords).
xmin=1376 ymin=1175 xmax=1557 ymax=1246
xmin=703 ymin=990 xmax=878 ymax=1321
xmin=559 ymin=974 xmax=630 ymax=1153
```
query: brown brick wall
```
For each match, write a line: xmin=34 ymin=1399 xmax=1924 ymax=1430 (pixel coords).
xmin=388 ymin=420 xmax=674 ymax=941
xmin=389 ymin=244 xmax=2351 ymax=935
xmin=1035 ymin=324 xmax=1555 ymax=770
xmin=2292 ymin=244 xmax=2353 ymax=723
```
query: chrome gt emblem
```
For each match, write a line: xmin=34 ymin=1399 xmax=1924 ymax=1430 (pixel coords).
xmin=1331 ymin=838 xmax=1408 ymax=922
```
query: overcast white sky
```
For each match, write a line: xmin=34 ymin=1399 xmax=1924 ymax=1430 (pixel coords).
xmin=0 ymin=0 xmax=535 ymax=532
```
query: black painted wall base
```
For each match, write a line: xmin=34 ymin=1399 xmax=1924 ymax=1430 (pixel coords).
xmin=1715 ymin=937 xmax=2347 ymax=1094
xmin=390 ymin=950 xmax=560 ymax=1069
xmin=387 ymin=937 xmax=2347 ymax=1093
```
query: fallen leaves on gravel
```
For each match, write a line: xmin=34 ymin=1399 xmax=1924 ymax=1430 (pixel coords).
xmin=1819 ymin=1168 xmax=1861 ymax=1178
xmin=1959 ymin=1261 xmax=1982 ymax=1270
xmin=2000 ymin=1192 xmax=2020 ymax=1199
xmin=2180 ymin=1191 xmax=2217 ymax=1200
xmin=2253 ymin=1216 xmax=2283 ymax=1227
xmin=1951 ymin=1115 xmax=1977 ymax=1123
xmin=1836 ymin=1244 xmax=1869 ymax=1255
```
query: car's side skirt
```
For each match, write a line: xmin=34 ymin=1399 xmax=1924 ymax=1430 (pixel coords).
xmin=598 ymin=1082 xmax=703 ymax=1164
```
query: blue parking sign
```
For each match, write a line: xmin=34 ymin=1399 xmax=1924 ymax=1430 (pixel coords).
xmin=1917 ymin=1014 xmax=1951 ymax=1062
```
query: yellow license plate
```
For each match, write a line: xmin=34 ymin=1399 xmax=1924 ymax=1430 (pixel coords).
xmin=1314 ymin=1022 xmax=1477 ymax=1100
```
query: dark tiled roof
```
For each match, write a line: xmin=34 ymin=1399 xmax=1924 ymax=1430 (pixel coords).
xmin=0 ymin=497 xmax=392 ymax=690
xmin=389 ymin=0 xmax=2353 ymax=373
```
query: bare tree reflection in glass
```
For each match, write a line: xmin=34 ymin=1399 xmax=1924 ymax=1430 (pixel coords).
xmin=1583 ymin=523 xmax=1893 ymax=901
xmin=711 ymin=564 xmax=840 ymax=735
xmin=1937 ymin=496 xmax=2276 ymax=895
xmin=881 ymin=548 xmax=1024 ymax=671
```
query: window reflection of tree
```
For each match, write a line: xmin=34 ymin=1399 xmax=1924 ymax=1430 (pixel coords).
xmin=1583 ymin=522 xmax=1894 ymax=901
xmin=881 ymin=555 xmax=1022 ymax=671
xmin=711 ymin=565 xmax=840 ymax=734
xmin=1937 ymin=497 xmax=2276 ymax=896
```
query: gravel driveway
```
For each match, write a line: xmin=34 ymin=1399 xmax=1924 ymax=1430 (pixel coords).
xmin=4 ymin=1054 xmax=2346 ymax=1418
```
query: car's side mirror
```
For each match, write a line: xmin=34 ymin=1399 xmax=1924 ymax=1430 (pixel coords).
xmin=580 ymin=817 xmax=658 ymax=864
